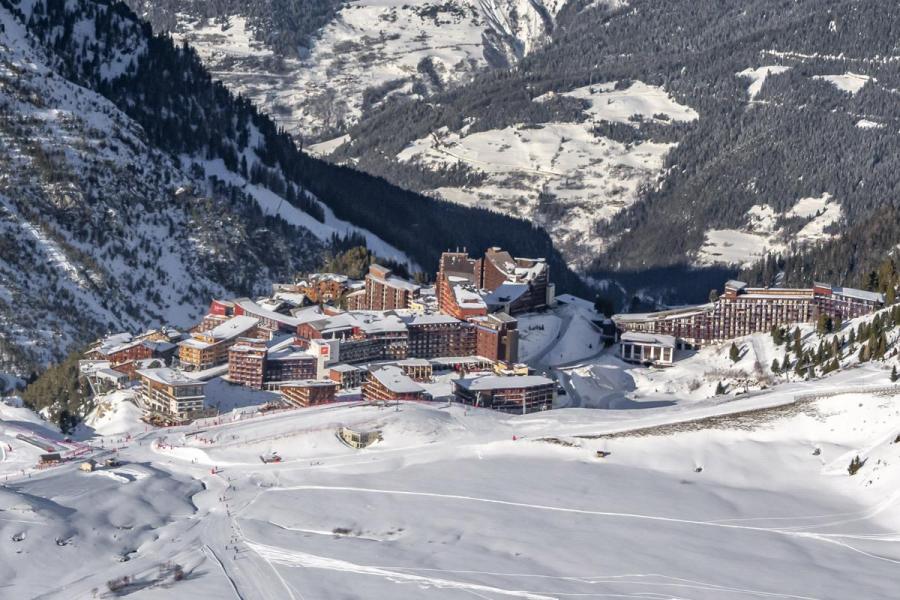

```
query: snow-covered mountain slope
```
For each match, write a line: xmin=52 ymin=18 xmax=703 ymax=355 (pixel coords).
xmin=124 ymin=0 xmax=579 ymax=140
xmin=395 ymin=81 xmax=698 ymax=268
xmin=0 ymin=2 xmax=322 ymax=374
xmin=1 ymin=0 xmax=591 ymax=375
xmin=3 ymin=370 xmax=900 ymax=597
xmin=336 ymin=0 xmax=900 ymax=296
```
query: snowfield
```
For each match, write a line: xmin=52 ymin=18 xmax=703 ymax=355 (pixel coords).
xmin=696 ymin=194 xmax=843 ymax=267
xmin=398 ymin=81 xmax=695 ymax=267
xmin=813 ymin=72 xmax=873 ymax=95
xmin=736 ymin=65 xmax=791 ymax=100
xmin=166 ymin=0 xmax=577 ymax=140
xmin=3 ymin=336 xmax=900 ymax=598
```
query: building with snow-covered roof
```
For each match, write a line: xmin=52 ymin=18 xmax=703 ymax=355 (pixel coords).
xmin=136 ymin=368 xmax=207 ymax=423
xmin=396 ymin=357 xmax=433 ymax=382
xmin=619 ymin=332 xmax=676 ymax=366
xmin=329 ymin=363 xmax=364 ymax=389
xmin=471 ymin=312 xmax=519 ymax=364
xmin=286 ymin=273 xmax=350 ymax=304
xmin=279 ymin=379 xmax=338 ymax=407
xmin=363 ymin=264 xmax=420 ymax=311
xmin=86 ymin=329 xmax=183 ymax=378
xmin=436 ymin=247 xmax=552 ymax=317
xmin=453 ymin=375 xmax=555 ymax=414
xmin=403 ymin=312 xmax=477 ymax=359
xmin=233 ymin=298 xmax=303 ymax=333
xmin=429 ymin=356 xmax=494 ymax=373
xmin=296 ymin=311 xmax=410 ymax=364
xmin=613 ymin=279 xmax=886 ymax=346
xmin=178 ymin=315 xmax=259 ymax=370
xmin=228 ymin=337 xmax=318 ymax=390
xmin=363 ymin=366 xmax=427 ymax=403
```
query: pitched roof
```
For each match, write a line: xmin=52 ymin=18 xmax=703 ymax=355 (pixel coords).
xmin=370 ymin=366 xmax=424 ymax=394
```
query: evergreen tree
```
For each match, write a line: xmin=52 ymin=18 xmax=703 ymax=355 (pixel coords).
xmin=859 ymin=344 xmax=870 ymax=363
xmin=771 ymin=326 xmax=784 ymax=346
xmin=715 ymin=381 xmax=726 ymax=395
xmin=729 ymin=342 xmax=740 ymax=363
xmin=793 ymin=328 xmax=802 ymax=355
xmin=890 ymin=365 xmax=898 ymax=383
xmin=816 ymin=314 xmax=832 ymax=335
xmin=771 ymin=358 xmax=781 ymax=374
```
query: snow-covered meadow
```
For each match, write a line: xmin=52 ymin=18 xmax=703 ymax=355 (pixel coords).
xmin=398 ymin=81 xmax=697 ymax=267
xmin=3 ymin=370 xmax=900 ymax=598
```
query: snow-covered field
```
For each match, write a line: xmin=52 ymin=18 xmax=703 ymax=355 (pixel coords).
xmin=697 ymin=195 xmax=843 ymax=267
xmin=736 ymin=65 xmax=791 ymax=99
xmin=813 ymin=72 xmax=873 ymax=95
xmin=3 ymin=362 xmax=900 ymax=598
xmin=167 ymin=0 xmax=574 ymax=140
xmin=398 ymin=81 xmax=696 ymax=267
xmin=519 ymin=294 xmax=605 ymax=367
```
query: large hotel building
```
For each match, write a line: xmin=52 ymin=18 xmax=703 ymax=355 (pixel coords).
xmin=614 ymin=280 xmax=885 ymax=346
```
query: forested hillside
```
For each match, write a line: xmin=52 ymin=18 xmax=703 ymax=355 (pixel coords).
xmin=121 ymin=0 xmax=572 ymax=140
xmin=0 ymin=0 xmax=324 ymax=374
xmin=0 ymin=0 xmax=588 ymax=376
xmin=332 ymin=0 xmax=900 ymax=300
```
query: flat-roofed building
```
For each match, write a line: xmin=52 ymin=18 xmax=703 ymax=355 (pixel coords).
xmin=404 ymin=313 xmax=476 ymax=358
xmin=329 ymin=363 xmax=364 ymax=389
xmin=619 ymin=332 xmax=676 ymax=366
xmin=397 ymin=358 xmax=432 ymax=382
xmin=136 ymin=368 xmax=207 ymax=423
xmin=280 ymin=380 xmax=338 ymax=407
xmin=429 ymin=356 xmax=494 ymax=374
xmin=363 ymin=366 xmax=427 ymax=403
xmin=613 ymin=279 xmax=886 ymax=346
xmin=364 ymin=264 xmax=420 ymax=311
xmin=472 ymin=312 xmax=519 ymax=364
xmin=453 ymin=375 xmax=555 ymax=414
xmin=178 ymin=315 xmax=259 ymax=370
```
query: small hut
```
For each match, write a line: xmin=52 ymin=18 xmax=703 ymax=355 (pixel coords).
xmin=338 ymin=427 xmax=381 ymax=449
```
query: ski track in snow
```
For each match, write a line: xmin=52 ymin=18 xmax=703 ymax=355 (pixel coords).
xmin=227 ymin=479 xmax=900 ymax=599
xmin=247 ymin=484 xmax=900 ymax=553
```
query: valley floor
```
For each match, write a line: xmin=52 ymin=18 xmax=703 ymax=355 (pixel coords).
xmin=2 ymin=362 xmax=900 ymax=599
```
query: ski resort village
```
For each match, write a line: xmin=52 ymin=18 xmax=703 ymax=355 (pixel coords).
xmin=3 ymin=243 xmax=900 ymax=598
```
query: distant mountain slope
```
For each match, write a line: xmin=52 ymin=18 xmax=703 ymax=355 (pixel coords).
xmin=122 ymin=0 xmax=576 ymax=140
xmin=0 ymin=0 xmax=589 ymax=375
xmin=0 ymin=2 xmax=322 ymax=374
xmin=330 ymin=0 xmax=900 ymax=296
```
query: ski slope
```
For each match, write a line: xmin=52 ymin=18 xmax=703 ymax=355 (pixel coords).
xmin=2 ymin=365 xmax=900 ymax=598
